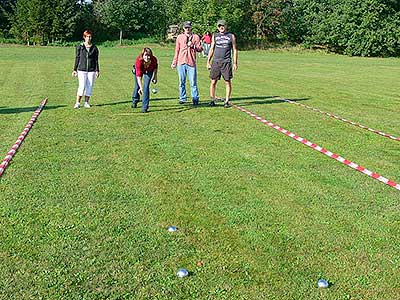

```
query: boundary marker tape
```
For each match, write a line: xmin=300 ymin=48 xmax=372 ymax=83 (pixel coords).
xmin=282 ymin=98 xmax=400 ymax=142
xmin=0 ymin=98 xmax=48 ymax=178
xmin=234 ymin=105 xmax=400 ymax=191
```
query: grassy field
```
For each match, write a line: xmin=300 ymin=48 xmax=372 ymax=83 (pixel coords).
xmin=0 ymin=44 xmax=399 ymax=299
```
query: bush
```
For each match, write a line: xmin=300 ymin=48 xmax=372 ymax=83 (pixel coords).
xmin=98 ymin=37 xmax=164 ymax=47
xmin=0 ymin=38 xmax=24 ymax=45
xmin=295 ymin=0 xmax=400 ymax=57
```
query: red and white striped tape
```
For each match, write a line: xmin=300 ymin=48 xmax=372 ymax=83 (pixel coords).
xmin=234 ymin=105 xmax=400 ymax=191
xmin=282 ymin=98 xmax=400 ymax=142
xmin=0 ymin=98 xmax=48 ymax=178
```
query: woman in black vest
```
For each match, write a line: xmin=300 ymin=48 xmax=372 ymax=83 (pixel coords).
xmin=72 ymin=30 xmax=100 ymax=109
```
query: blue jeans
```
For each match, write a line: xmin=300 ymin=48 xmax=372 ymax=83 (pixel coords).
xmin=203 ymin=43 xmax=211 ymax=56
xmin=132 ymin=71 xmax=153 ymax=112
xmin=177 ymin=64 xmax=199 ymax=104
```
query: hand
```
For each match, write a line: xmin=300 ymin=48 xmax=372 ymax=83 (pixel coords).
xmin=171 ymin=63 xmax=176 ymax=69
xmin=72 ymin=70 xmax=77 ymax=77
xmin=138 ymin=88 xmax=143 ymax=96
xmin=95 ymin=71 xmax=99 ymax=78
xmin=233 ymin=63 xmax=238 ymax=71
xmin=207 ymin=62 xmax=211 ymax=70
xmin=187 ymin=40 xmax=192 ymax=47
xmin=152 ymin=78 xmax=157 ymax=84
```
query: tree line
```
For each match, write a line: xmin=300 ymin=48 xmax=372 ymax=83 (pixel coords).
xmin=1 ymin=0 xmax=400 ymax=56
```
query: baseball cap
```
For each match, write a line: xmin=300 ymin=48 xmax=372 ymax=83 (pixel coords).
xmin=183 ymin=21 xmax=192 ymax=28
xmin=217 ymin=20 xmax=227 ymax=26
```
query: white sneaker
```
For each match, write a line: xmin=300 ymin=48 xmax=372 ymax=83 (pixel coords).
xmin=74 ymin=102 xmax=80 ymax=109
xmin=84 ymin=102 xmax=90 ymax=108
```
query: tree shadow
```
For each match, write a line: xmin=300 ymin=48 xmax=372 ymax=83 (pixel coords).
xmin=0 ymin=104 xmax=67 ymax=115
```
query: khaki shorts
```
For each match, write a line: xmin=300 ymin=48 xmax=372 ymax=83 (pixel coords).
xmin=209 ymin=61 xmax=232 ymax=81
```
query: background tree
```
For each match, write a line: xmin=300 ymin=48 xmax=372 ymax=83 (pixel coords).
xmin=180 ymin=0 xmax=251 ymax=41
xmin=2 ymin=0 xmax=400 ymax=57
xmin=50 ymin=0 xmax=80 ymax=43
xmin=293 ymin=0 xmax=400 ymax=56
xmin=0 ymin=0 xmax=16 ymax=38
xmin=155 ymin=0 xmax=183 ymax=27
xmin=9 ymin=0 xmax=36 ymax=45
xmin=95 ymin=0 xmax=148 ymax=45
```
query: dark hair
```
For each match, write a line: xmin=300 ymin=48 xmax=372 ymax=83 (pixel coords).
xmin=138 ymin=47 xmax=153 ymax=61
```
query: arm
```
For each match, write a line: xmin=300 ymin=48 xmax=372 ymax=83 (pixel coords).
xmin=207 ymin=35 xmax=215 ymax=70
xmin=152 ymin=57 xmax=158 ymax=83
xmin=135 ymin=59 xmax=144 ymax=94
xmin=72 ymin=45 xmax=80 ymax=77
xmin=232 ymin=34 xmax=238 ymax=71
xmin=171 ymin=36 xmax=180 ymax=68
xmin=95 ymin=46 xmax=100 ymax=78
xmin=193 ymin=35 xmax=203 ymax=53
xmin=136 ymin=75 xmax=143 ymax=95
xmin=152 ymin=68 xmax=158 ymax=84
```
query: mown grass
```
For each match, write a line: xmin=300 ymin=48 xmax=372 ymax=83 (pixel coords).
xmin=0 ymin=45 xmax=399 ymax=299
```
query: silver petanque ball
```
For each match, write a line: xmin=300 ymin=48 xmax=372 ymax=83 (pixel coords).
xmin=317 ymin=279 xmax=329 ymax=288
xmin=167 ymin=226 xmax=177 ymax=232
xmin=152 ymin=88 xmax=158 ymax=94
xmin=176 ymin=268 xmax=188 ymax=278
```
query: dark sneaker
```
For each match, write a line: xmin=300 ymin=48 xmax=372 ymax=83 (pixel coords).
xmin=192 ymin=99 xmax=199 ymax=106
xmin=132 ymin=101 xmax=138 ymax=108
xmin=209 ymin=100 xmax=216 ymax=107
xmin=224 ymin=102 xmax=231 ymax=108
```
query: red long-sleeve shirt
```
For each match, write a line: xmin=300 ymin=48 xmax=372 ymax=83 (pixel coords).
xmin=135 ymin=56 xmax=158 ymax=77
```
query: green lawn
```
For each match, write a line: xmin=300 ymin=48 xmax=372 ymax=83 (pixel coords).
xmin=0 ymin=45 xmax=399 ymax=299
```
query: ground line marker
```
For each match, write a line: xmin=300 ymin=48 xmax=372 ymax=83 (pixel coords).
xmin=233 ymin=105 xmax=400 ymax=191
xmin=282 ymin=98 xmax=400 ymax=142
xmin=0 ymin=98 xmax=48 ymax=178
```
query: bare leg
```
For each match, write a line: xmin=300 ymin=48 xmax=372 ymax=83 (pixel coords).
xmin=74 ymin=95 xmax=83 ymax=108
xmin=84 ymin=96 xmax=91 ymax=108
xmin=225 ymin=80 xmax=231 ymax=103
xmin=210 ymin=79 xmax=218 ymax=99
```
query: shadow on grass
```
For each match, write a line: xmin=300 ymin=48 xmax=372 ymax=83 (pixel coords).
xmin=108 ymin=96 xmax=312 ymax=114
xmin=231 ymin=96 xmax=311 ymax=107
xmin=95 ymin=97 xmax=178 ymax=107
xmin=0 ymin=105 xmax=66 ymax=114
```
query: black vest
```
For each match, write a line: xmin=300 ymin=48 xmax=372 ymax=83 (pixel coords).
xmin=213 ymin=32 xmax=233 ymax=63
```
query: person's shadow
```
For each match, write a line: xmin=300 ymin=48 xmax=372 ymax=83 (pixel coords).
xmin=0 ymin=104 xmax=66 ymax=114
xmin=95 ymin=96 xmax=311 ymax=113
xmin=230 ymin=96 xmax=311 ymax=107
xmin=95 ymin=97 xmax=178 ymax=107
